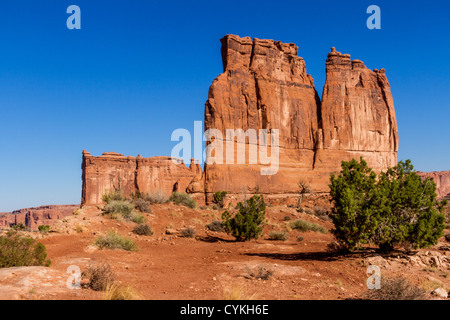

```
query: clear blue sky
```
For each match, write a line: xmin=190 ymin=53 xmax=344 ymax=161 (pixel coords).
xmin=0 ymin=0 xmax=449 ymax=212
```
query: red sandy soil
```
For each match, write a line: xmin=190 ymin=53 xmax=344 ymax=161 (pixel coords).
xmin=2 ymin=201 xmax=449 ymax=300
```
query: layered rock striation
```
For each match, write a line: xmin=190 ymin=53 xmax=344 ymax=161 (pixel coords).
xmin=0 ymin=205 xmax=78 ymax=231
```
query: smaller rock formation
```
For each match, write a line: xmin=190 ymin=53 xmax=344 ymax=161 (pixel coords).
xmin=0 ymin=205 xmax=78 ymax=231
xmin=418 ymin=171 xmax=450 ymax=199
xmin=82 ymin=151 xmax=203 ymax=206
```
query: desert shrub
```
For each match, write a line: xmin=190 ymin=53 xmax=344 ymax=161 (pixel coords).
xmin=181 ymin=228 xmax=196 ymax=238
xmin=222 ymin=193 xmax=266 ymax=241
xmin=206 ymin=220 xmax=226 ymax=232
xmin=143 ymin=190 xmax=168 ymax=204
xmin=282 ymin=216 xmax=292 ymax=222
xmin=213 ymin=191 xmax=228 ymax=208
xmin=131 ymin=213 xmax=145 ymax=224
xmin=312 ymin=206 xmax=331 ymax=221
xmin=268 ymin=231 xmax=289 ymax=241
xmin=169 ymin=192 xmax=197 ymax=209
xmin=297 ymin=180 xmax=312 ymax=210
xmin=223 ymin=285 xmax=257 ymax=300
xmin=103 ymin=200 xmax=144 ymax=224
xmin=330 ymin=158 xmax=447 ymax=252
xmin=38 ymin=225 xmax=50 ymax=234
xmin=132 ymin=224 xmax=153 ymax=236
xmin=0 ymin=231 xmax=51 ymax=268
xmin=12 ymin=223 xmax=28 ymax=231
xmin=82 ymin=263 xmax=115 ymax=291
xmin=102 ymin=189 xmax=126 ymax=204
xmin=131 ymin=198 xmax=152 ymax=214
xmin=103 ymin=283 xmax=144 ymax=300
xmin=103 ymin=200 xmax=135 ymax=219
xmin=364 ymin=277 xmax=428 ymax=300
xmin=245 ymin=266 xmax=273 ymax=280
xmin=290 ymin=219 xmax=327 ymax=234
xmin=373 ymin=160 xmax=447 ymax=252
xmin=95 ymin=230 xmax=137 ymax=251
xmin=297 ymin=236 xmax=304 ymax=242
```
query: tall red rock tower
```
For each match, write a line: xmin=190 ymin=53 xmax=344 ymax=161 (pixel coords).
xmin=315 ymin=47 xmax=399 ymax=173
xmin=204 ymin=35 xmax=322 ymax=201
xmin=204 ymin=35 xmax=399 ymax=201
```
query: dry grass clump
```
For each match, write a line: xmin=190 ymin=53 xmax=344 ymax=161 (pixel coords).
xmin=364 ymin=277 xmax=428 ymax=300
xmin=82 ymin=263 xmax=115 ymax=291
xmin=268 ymin=230 xmax=289 ymax=241
xmin=223 ymin=285 xmax=257 ymax=300
xmin=95 ymin=230 xmax=138 ymax=251
xmin=290 ymin=219 xmax=327 ymax=234
xmin=103 ymin=283 xmax=144 ymax=300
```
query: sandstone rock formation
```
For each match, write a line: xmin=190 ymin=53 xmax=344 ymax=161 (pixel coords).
xmin=315 ymin=47 xmax=399 ymax=173
xmin=203 ymin=35 xmax=399 ymax=201
xmin=81 ymin=150 xmax=203 ymax=205
xmin=0 ymin=205 xmax=78 ymax=231
xmin=418 ymin=171 xmax=450 ymax=199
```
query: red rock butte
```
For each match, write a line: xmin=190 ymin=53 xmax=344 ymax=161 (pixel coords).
xmin=82 ymin=34 xmax=400 ymax=206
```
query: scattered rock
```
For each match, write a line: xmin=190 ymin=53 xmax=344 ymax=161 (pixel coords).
xmin=431 ymin=288 xmax=448 ymax=299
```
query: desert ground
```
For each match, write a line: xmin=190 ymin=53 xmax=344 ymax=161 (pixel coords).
xmin=0 ymin=197 xmax=448 ymax=301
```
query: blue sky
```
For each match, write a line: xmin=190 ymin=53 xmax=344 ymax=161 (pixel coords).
xmin=0 ymin=0 xmax=449 ymax=211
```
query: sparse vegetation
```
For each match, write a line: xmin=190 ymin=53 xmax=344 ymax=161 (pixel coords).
xmin=102 ymin=199 xmax=145 ymax=224
xmin=364 ymin=277 xmax=428 ymax=300
xmin=181 ymin=228 xmax=196 ymax=238
xmin=206 ymin=220 xmax=226 ymax=232
xmin=297 ymin=180 xmax=312 ymax=211
xmin=143 ymin=190 xmax=168 ymax=204
xmin=268 ymin=231 xmax=289 ymax=241
xmin=102 ymin=189 xmax=126 ymax=204
xmin=11 ymin=223 xmax=28 ymax=231
xmin=75 ymin=225 xmax=84 ymax=233
xmin=169 ymin=192 xmax=197 ymax=209
xmin=133 ymin=224 xmax=153 ymax=236
xmin=103 ymin=283 xmax=144 ymax=300
xmin=223 ymin=285 xmax=257 ymax=300
xmin=131 ymin=198 xmax=152 ymax=214
xmin=222 ymin=192 xmax=266 ymax=241
xmin=0 ymin=231 xmax=51 ymax=268
xmin=329 ymin=158 xmax=447 ymax=252
xmin=290 ymin=219 xmax=327 ymax=234
xmin=95 ymin=230 xmax=138 ymax=251
xmin=82 ymin=263 xmax=115 ymax=291
xmin=213 ymin=191 xmax=228 ymax=208
xmin=245 ymin=266 xmax=273 ymax=280
xmin=38 ymin=225 xmax=50 ymax=234
xmin=312 ymin=206 xmax=331 ymax=221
